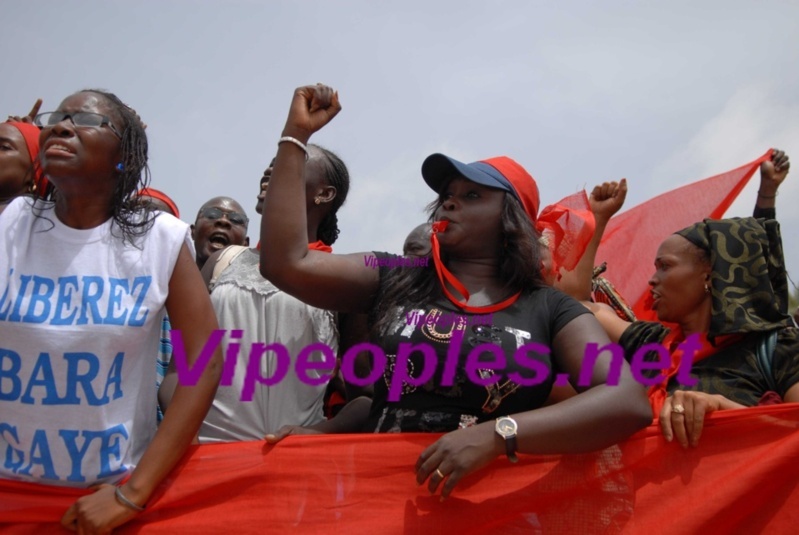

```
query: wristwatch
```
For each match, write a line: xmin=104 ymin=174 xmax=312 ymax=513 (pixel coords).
xmin=495 ymin=416 xmax=518 ymax=463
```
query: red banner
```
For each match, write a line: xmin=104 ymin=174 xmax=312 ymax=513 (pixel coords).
xmin=3 ymin=404 xmax=799 ymax=534
xmin=596 ymin=150 xmax=772 ymax=321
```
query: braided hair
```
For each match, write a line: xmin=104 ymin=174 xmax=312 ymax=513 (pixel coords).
xmin=311 ymin=143 xmax=350 ymax=246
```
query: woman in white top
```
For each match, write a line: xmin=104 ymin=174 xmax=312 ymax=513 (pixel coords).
xmin=0 ymin=89 xmax=222 ymax=532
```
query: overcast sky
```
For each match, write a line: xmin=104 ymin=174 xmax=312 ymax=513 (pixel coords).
xmin=4 ymin=0 xmax=798 ymax=293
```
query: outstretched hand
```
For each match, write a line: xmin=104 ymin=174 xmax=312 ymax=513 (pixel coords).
xmin=589 ymin=179 xmax=627 ymax=225
xmin=282 ymin=84 xmax=342 ymax=143
xmin=759 ymin=149 xmax=790 ymax=194
xmin=6 ymin=98 xmax=42 ymax=124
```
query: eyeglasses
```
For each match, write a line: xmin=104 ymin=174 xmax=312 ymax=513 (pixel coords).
xmin=200 ymin=207 xmax=248 ymax=226
xmin=34 ymin=112 xmax=123 ymax=139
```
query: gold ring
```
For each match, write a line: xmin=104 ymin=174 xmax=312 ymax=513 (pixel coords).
xmin=434 ymin=468 xmax=445 ymax=479
xmin=672 ymin=404 xmax=685 ymax=414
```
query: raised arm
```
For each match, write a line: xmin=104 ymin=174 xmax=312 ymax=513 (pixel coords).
xmin=259 ymin=85 xmax=380 ymax=313
xmin=582 ymin=301 xmax=632 ymax=343
xmin=753 ymin=149 xmax=789 ymax=218
xmin=556 ymin=179 xmax=627 ymax=300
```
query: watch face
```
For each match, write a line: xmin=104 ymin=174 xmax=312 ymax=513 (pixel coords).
xmin=496 ymin=417 xmax=518 ymax=437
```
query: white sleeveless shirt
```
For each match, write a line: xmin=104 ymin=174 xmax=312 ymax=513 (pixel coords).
xmin=0 ymin=197 xmax=192 ymax=487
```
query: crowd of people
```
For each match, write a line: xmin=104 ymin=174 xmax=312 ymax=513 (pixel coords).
xmin=1 ymin=84 xmax=796 ymax=533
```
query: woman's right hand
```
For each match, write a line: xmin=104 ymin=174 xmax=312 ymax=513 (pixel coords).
xmin=589 ymin=178 xmax=627 ymax=226
xmin=282 ymin=84 xmax=342 ymax=143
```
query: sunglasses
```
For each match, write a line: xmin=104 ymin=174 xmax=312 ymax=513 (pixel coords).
xmin=34 ymin=112 xmax=123 ymax=139
xmin=200 ymin=207 xmax=248 ymax=226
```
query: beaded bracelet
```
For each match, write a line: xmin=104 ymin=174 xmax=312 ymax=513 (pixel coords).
xmin=115 ymin=486 xmax=146 ymax=512
xmin=278 ymin=136 xmax=309 ymax=160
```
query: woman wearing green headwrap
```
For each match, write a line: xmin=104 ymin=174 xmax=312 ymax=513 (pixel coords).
xmin=588 ymin=217 xmax=799 ymax=448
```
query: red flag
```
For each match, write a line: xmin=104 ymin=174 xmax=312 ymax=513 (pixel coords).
xmin=3 ymin=405 xmax=799 ymax=533
xmin=596 ymin=150 xmax=772 ymax=321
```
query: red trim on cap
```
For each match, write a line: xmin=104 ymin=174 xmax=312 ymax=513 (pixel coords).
xmin=480 ymin=156 xmax=540 ymax=222
xmin=430 ymin=221 xmax=521 ymax=313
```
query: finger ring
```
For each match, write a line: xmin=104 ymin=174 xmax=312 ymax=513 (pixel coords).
xmin=672 ymin=404 xmax=685 ymax=414
xmin=434 ymin=468 xmax=445 ymax=479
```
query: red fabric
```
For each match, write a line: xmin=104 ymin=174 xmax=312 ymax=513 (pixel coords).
xmin=758 ymin=391 xmax=783 ymax=406
xmin=255 ymin=241 xmax=332 ymax=253
xmin=481 ymin=157 xmax=595 ymax=273
xmin=307 ymin=240 xmax=333 ymax=253
xmin=540 ymin=190 xmax=596 ymax=272
xmin=481 ymin=156 xmax=541 ymax=221
xmin=596 ymin=150 xmax=772 ymax=321
xmin=430 ymin=220 xmax=521 ymax=313
xmin=136 ymin=187 xmax=180 ymax=218
xmin=647 ymin=329 xmax=743 ymax=416
xmin=7 ymin=121 xmax=47 ymax=197
xmin=3 ymin=405 xmax=798 ymax=534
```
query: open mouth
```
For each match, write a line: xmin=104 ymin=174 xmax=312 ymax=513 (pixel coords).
xmin=43 ymin=141 xmax=74 ymax=157
xmin=208 ymin=232 xmax=230 ymax=250
xmin=649 ymin=292 xmax=661 ymax=310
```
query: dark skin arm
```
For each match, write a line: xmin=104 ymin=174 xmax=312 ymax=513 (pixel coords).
xmin=582 ymin=301 xmax=632 ymax=343
xmin=264 ymin=396 xmax=373 ymax=443
xmin=415 ymin=313 xmax=652 ymax=498
xmin=259 ymin=85 xmax=380 ymax=314
xmin=199 ymin=248 xmax=225 ymax=291
xmin=754 ymin=149 xmax=789 ymax=213
xmin=557 ymin=179 xmax=627 ymax=300
xmin=62 ymin=244 xmax=223 ymax=533
xmin=338 ymin=312 xmax=375 ymax=399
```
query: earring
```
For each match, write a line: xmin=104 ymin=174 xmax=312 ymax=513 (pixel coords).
xmin=116 ymin=163 xmax=125 ymax=172
xmin=704 ymin=283 xmax=710 ymax=294
xmin=314 ymin=197 xmax=321 ymax=205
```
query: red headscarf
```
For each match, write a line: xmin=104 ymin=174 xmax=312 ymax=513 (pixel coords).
xmin=7 ymin=121 xmax=48 ymax=197
xmin=136 ymin=187 xmax=180 ymax=218
xmin=481 ymin=156 xmax=595 ymax=273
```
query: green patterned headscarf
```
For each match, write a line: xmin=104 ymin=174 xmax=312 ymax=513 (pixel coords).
xmin=675 ymin=217 xmax=793 ymax=339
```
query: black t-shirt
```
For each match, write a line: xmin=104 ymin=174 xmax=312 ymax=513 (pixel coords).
xmin=365 ymin=252 xmax=589 ymax=432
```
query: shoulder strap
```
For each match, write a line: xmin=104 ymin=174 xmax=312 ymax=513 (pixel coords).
xmin=208 ymin=245 xmax=249 ymax=292
xmin=755 ymin=330 xmax=779 ymax=393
